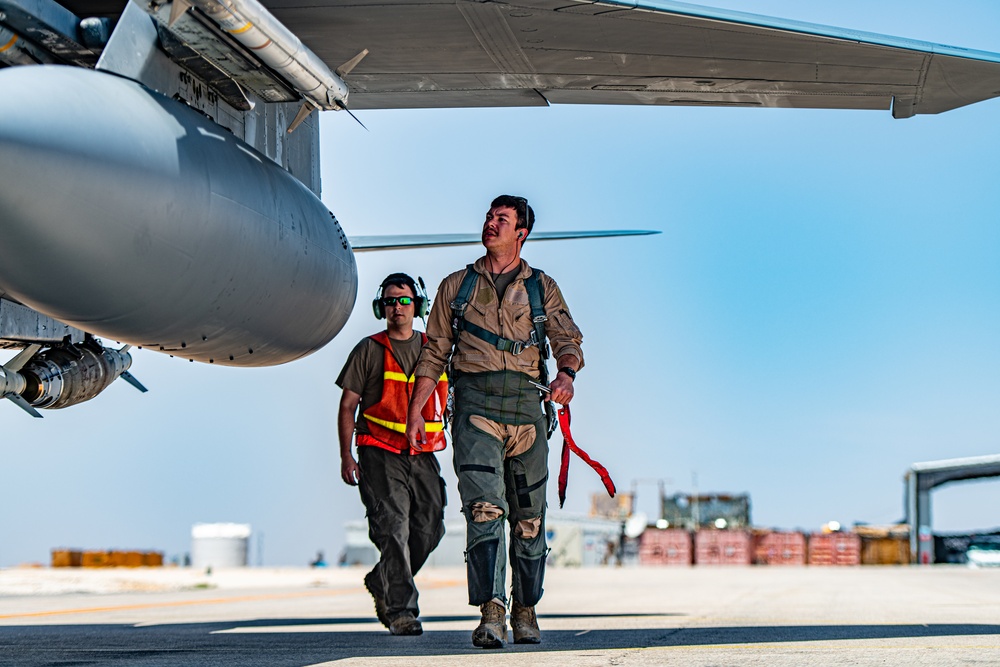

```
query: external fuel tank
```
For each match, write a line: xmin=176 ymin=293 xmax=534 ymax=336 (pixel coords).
xmin=0 ymin=66 xmax=357 ymax=366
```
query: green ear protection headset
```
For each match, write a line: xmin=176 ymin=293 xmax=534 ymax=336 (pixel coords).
xmin=372 ymin=273 xmax=430 ymax=320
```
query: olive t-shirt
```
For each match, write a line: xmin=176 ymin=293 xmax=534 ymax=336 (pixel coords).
xmin=491 ymin=268 xmax=520 ymax=303
xmin=335 ymin=331 xmax=424 ymax=436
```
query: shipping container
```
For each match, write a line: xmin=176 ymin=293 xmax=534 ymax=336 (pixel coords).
xmin=694 ymin=530 xmax=751 ymax=565
xmin=639 ymin=528 xmax=692 ymax=566
xmin=854 ymin=525 xmax=910 ymax=565
xmin=122 ymin=551 xmax=146 ymax=567
xmin=752 ymin=531 xmax=806 ymax=565
xmin=53 ymin=549 xmax=162 ymax=568
xmin=81 ymin=550 xmax=111 ymax=567
xmin=808 ymin=532 xmax=861 ymax=566
xmin=51 ymin=549 xmax=82 ymax=568
xmin=143 ymin=551 xmax=165 ymax=567
xmin=860 ymin=537 xmax=910 ymax=565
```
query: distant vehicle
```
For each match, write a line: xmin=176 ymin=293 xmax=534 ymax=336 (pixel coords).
xmin=966 ymin=538 xmax=1000 ymax=568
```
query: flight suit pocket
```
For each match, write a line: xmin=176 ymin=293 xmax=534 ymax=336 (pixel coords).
xmin=552 ymin=309 xmax=582 ymax=340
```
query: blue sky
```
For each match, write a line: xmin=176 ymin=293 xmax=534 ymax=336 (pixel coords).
xmin=3 ymin=1 xmax=1000 ymax=566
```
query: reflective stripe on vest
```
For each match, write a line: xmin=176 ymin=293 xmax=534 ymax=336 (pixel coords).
xmin=360 ymin=331 xmax=448 ymax=454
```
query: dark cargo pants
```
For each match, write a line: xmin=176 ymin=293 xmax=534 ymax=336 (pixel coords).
xmin=357 ymin=445 xmax=446 ymax=619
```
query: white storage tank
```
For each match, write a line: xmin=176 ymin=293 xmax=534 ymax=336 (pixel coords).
xmin=342 ymin=519 xmax=378 ymax=566
xmin=424 ymin=519 xmax=467 ymax=567
xmin=343 ymin=518 xmax=466 ymax=567
xmin=191 ymin=523 xmax=251 ymax=568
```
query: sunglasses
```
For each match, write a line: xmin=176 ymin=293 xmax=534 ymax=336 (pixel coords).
xmin=380 ymin=296 xmax=413 ymax=307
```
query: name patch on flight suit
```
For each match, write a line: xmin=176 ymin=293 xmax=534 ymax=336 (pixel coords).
xmin=508 ymin=289 xmax=529 ymax=306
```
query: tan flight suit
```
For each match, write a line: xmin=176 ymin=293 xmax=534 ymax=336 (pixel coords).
xmin=414 ymin=257 xmax=583 ymax=606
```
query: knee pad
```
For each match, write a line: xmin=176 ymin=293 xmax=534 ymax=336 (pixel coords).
xmin=513 ymin=516 xmax=542 ymax=540
xmin=470 ymin=501 xmax=504 ymax=523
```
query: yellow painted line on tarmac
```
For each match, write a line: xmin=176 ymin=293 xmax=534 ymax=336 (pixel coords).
xmin=0 ymin=578 xmax=464 ymax=621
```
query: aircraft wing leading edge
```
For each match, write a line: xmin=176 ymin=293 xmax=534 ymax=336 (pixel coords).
xmin=252 ymin=0 xmax=1000 ymax=118
xmin=349 ymin=229 xmax=660 ymax=253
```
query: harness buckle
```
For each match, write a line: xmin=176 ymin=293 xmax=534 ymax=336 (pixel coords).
xmin=511 ymin=340 xmax=525 ymax=355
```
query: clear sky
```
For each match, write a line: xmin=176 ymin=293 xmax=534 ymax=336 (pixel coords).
xmin=3 ymin=1 xmax=1000 ymax=567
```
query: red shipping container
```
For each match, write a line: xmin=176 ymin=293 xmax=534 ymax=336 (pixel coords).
xmin=694 ymin=530 xmax=751 ymax=565
xmin=639 ymin=529 xmax=692 ymax=566
xmin=808 ymin=532 xmax=861 ymax=566
xmin=753 ymin=531 xmax=806 ymax=565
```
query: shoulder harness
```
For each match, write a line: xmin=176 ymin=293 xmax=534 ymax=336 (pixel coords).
xmin=449 ymin=264 xmax=557 ymax=435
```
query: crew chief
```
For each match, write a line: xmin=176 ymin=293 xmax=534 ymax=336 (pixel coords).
xmin=336 ymin=273 xmax=448 ymax=636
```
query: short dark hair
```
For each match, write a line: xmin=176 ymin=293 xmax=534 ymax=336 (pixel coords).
xmin=491 ymin=194 xmax=535 ymax=239
xmin=380 ymin=273 xmax=417 ymax=298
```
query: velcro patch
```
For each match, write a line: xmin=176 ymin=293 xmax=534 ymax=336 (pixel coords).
xmin=476 ymin=288 xmax=495 ymax=306
xmin=508 ymin=289 xmax=529 ymax=305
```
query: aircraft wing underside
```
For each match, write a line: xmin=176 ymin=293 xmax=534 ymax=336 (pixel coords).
xmin=45 ymin=0 xmax=1000 ymax=118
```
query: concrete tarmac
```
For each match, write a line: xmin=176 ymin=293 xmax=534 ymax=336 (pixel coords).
xmin=1 ymin=565 xmax=998 ymax=666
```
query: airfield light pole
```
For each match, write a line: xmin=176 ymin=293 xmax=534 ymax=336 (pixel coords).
xmin=692 ymin=471 xmax=700 ymax=530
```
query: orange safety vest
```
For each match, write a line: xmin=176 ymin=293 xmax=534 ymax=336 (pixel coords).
xmin=357 ymin=331 xmax=448 ymax=454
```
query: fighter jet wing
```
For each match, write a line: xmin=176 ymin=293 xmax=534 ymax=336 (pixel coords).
xmin=254 ymin=0 xmax=1000 ymax=118
xmin=349 ymin=229 xmax=659 ymax=253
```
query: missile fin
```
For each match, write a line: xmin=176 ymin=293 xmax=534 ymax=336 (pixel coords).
xmin=287 ymin=101 xmax=317 ymax=134
xmin=6 ymin=394 xmax=42 ymax=418
xmin=120 ymin=371 xmax=149 ymax=393
xmin=5 ymin=344 xmax=42 ymax=373
xmin=335 ymin=49 xmax=369 ymax=78
xmin=168 ymin=0 xmax=193 ymax=27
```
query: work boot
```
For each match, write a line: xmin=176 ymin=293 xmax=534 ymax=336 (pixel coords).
xmin=472 ymin=600 xmax=507 ymax=649
xmin=363 ymin=570 xmax=390 ymax=628
xmin=389 ymin=612 xmax=423 ymax=636
xmin=511 ymin=600 xmax=541 ymax=644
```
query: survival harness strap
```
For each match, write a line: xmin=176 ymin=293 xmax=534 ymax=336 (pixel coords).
xmin=450 ymin=264 xmax=557 ymax=436
xmin=450 ymin=264 xmax=548 ymax=360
